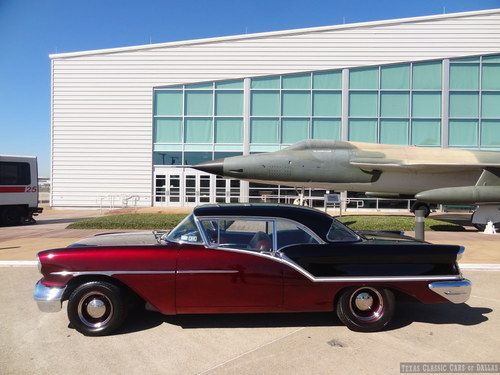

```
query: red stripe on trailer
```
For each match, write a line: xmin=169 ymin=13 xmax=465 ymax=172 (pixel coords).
xmin=0 ymin=186 xmax=25 ymax=193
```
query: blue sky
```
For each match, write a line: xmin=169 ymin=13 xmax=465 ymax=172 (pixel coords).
xmin=1 ymin=0 xmax=499 ymax=176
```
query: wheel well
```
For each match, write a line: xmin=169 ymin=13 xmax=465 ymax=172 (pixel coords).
xmin=62 ymin=274 xmax=144 ymax=304
xmin=333 ymin=285 xmax=418 ymax=310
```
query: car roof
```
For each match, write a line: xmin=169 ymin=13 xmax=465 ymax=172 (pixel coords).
xmin=193 ymin=204 xmax=333 ymax=240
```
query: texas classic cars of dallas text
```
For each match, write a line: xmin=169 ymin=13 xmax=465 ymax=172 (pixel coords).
xmin=34 ymin=204 xmax=471 ymax=336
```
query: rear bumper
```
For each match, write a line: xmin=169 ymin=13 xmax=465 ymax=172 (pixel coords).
xmin=428 ymin=279 xmax=472 ymax=304
xmin=33 ymin=281 xmax=66 ymax=312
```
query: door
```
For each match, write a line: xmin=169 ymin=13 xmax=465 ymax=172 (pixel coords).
xmin=175 ymin=218 xmax=284 ymax=312
xmin=154 ymin=172 xmax=181 ymax=205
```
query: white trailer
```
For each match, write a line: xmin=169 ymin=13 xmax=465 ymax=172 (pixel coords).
xmin=0 ymin=155 xmax=43 ymax=225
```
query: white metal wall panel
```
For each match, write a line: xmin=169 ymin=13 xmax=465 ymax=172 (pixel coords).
xmin=51 ymin=10 xmax=500 ymax=207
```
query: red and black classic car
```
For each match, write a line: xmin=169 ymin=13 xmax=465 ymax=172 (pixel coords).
xmin=34 ymin=204 xmax=471 ymax=336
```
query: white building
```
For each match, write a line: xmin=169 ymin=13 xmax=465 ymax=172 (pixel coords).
xmin=50 ymin=9 xmax=500 ymax=208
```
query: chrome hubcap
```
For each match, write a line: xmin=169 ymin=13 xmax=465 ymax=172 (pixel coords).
xmin=86 ymin=298 xmax=106 ymax=319
xmin=349 ymin=287 xmax=384 ymax=323
xmin=354 ymin=292 xmax=374 ymax=311
xmin=77 ymin=291 xmax=113 ymax=330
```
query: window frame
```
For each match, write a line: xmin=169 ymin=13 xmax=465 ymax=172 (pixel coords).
xmin=195 ymin=215 xmax=324 ymax=253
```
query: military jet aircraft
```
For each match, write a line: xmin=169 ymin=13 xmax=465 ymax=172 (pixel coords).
xmin=193 ymin=140 xmax=500 ymax=229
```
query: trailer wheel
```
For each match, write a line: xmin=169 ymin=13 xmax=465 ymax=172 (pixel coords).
xmin=1 ymin=206 xmax=24 ymax=226
xmin=336 ymin=287 xmax=395 ymax=332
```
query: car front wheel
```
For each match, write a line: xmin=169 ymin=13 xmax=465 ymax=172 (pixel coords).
xmin=336 ymin=286 xmax=395 ymax=332
xmin=67 ymin=281 xmax=126 ymax=336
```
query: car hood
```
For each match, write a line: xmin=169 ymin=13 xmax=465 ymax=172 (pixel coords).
xmin=68 ymin=231 xmax=169 ymax=247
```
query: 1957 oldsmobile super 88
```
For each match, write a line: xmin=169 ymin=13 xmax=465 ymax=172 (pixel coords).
xmin=34 ymin=204 xmax=471 ymax=335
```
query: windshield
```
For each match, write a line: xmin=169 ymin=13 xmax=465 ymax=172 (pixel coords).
xmin=327 ymin=218 xmax=360 ymax=242
xmin=165 ymin=214 xmax=203 ymax=244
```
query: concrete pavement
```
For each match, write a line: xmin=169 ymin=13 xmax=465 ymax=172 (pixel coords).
xmin=0 ymin=268 xmax=498 ymax=374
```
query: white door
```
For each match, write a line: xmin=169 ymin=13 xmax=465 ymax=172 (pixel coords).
xmin=154 ymin=171 xmax=181 ymax=206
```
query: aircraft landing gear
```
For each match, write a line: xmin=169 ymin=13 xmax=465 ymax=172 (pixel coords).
xmin=410 ymin=202 xmax=431 ymax=218
xmin=471 ymin=205 xmax=500 ymax=231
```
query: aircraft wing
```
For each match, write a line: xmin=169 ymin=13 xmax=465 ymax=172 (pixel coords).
xmin=349 ymin=158 xmax=500 ymax=173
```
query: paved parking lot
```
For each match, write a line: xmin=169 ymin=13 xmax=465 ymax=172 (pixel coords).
xmin=1 ymin=268 xmax=498 ymax=375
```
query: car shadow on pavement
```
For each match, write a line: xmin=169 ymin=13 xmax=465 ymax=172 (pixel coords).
xmin=388 ymin=302 xmax=491 ymax=330
xmin=113 ymin=302 xmax=491 ymax=335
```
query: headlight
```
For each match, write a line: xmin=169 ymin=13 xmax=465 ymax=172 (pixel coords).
xmin=37 ymin=256 xmax=42 ymax=273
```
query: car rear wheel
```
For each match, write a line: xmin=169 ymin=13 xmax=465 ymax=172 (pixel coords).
xmin=67 ymin=281 xmax=126 ymax=336
xmin=336 ymin=287 xmax=395 ymax=332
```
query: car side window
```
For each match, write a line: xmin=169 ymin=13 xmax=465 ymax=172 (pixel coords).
xmin=327 ymin=219 xmax=359 ymax=242
xmin=165 ymin=215 xmax=203 ymax=244
xmin=276 ymin=219 xmax=319 ymax=250
xmin=199 ymin=218 xmax=274 ymax=252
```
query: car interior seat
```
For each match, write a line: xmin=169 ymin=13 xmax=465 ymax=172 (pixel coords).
xmin=249 ymin=231 xmax=273 ymax=252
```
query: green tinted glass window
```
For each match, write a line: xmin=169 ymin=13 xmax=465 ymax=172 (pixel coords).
xmin=348 ymin=119 xmax=377 ymax=142
xmin=349 ymin=67 xmax=378 ymax=90
xmin=154 ymin=118 xmax=182 ymax=143
xmin=251 ymin=91 xmax=280 ymax=116
xmin=155 ymin=91 xmax=183 ymax=116
xmin=381 ymin=64 xmax=410 ymax=90
xmin=282 ymin=91 xmax=311 ymax=116
xmin=449 ymin=120 xmax=478 ymax=147
xmin=411 ymin=120 xmax=440 ymax=146
xmin=313 ymin=92 xmax=341 ymax=117
xmin=312 ymin=119 xmax=340 ymax=140
xmin=185 ymin=91 xmax=213 ymax=116
xmin=282 ymin=119 xmax=309 ymax=144
xmin=251 ymin=119 xmax=278 ymax=143
xmin=481 ymin=120 xmax=500 ymax=147
xmin=349 ymin=92 xmax=378 ymax=117
xmin=282 ymin=73 xmax=310 ymax=89
xmin=215 ymin=91 xmax=243 ymax=116
xmin=215 ymin=79 xmax=243 ymax=89
xmin=450 ymin=56 xmax=480 ymax=63
xmin=482 ymin=64 xmax=500 ymax=90
xmin=313 ymin=70 xmax=341 ymax=89
xmin=482 ymin=54 xmax=500 ymax=63
xmin=412 ymin=61 xmax=442 ymax=90
xmin=185 ymin=82 xmax=213 ymax=89
xmin=251 ymin=76 xmax=280 ymax=89
xmin=481 ymin=92 xmax=500 ymax=118
xmin=185 ymin=118 xmax=212 ymax=143
xmin=215 ymin=118 xmax=242 ymax=143
xmin=449 ymin=64 xmax=479 ymax=90
xmin=380 ymin=92 xmax=409 ymax=117
xmin=449 ymin=92 xmax=479 ymax=118
xmin=380 ymin=120 xmax=409 ymax=145
xmin=412 ymin=92 xmax=441 ymax=118
xmin=153 ymin=151 xmax=182 ymax=165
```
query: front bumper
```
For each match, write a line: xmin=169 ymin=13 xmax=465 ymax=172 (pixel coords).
xmin=428 ymin=279 xmax=472 ymax=304
xmin=33 ymin=280 xmax=66 ymax=312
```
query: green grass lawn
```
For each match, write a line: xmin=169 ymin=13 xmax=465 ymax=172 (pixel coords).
xmin=67 ymin=213 xmax=464 ymax=232
xmin=337 ymin=215 xmax=465 ymax=232
xmin=67 ymin=213 xmax=186 ymax=230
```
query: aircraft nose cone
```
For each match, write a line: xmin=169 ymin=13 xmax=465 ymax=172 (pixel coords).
xmin=193 ymin=158 xmax=224 ymax=175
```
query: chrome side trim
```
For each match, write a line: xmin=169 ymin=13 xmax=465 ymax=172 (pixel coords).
xmin=428 ymin=279 xmax=472 ymax=303
xmin=51 ymin=270 xmax=176 ymax=277
xmin=198 ymin=245 xmax=463 ymax=283
xmin=33 ymin=280 xmax=66 ymax=313
xmin=177 ymin=270 xmax=239 ymax=274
